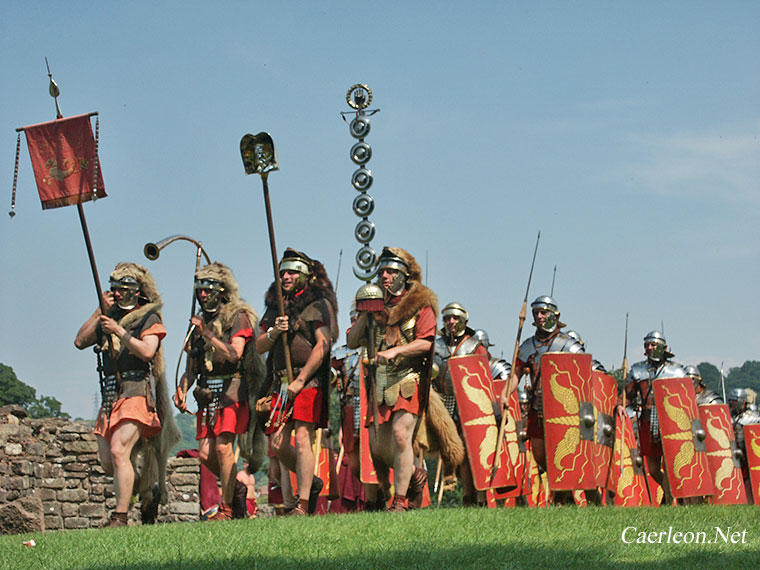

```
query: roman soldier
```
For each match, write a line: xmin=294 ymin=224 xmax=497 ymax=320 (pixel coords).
xmin=256 ymin=248 xmax=338 ymax=516
xmin=174 ymin=262 xmax=261 ymax=520
xmin=433 ymin=302 xmax=490 ymax=506
xmin=75 ymin=262 xmax=179 ymax=527
xmin=685 ymin=365 xmax=723 ymax=406
xmin=624 ymin=331 xmax=686 ymax=503
xmin=728 ymin=388 xmax=760 ymax=503
xmin=346 ymin=246 xmax=438 ymax=512
xmin=498 ymin=296 xmax=584 ymax=478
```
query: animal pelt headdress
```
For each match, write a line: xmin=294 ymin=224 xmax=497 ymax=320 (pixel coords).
xmin=106 ymin=262 xmax=180 ymax=508
xmin=195 ymin=262 xmax=260 ymax=356
xmin=379 ymin=247 xmax=439 ymax=346
xmin=196 ymin=262 xmax=267 ymax=470
xmin=264 ymin=249 xmax=339 ymax=343
xmin=107 ymin=262 xmax=162 ymax=357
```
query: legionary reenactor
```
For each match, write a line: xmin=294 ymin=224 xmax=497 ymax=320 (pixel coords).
xmin=728 ymin=388 xmax=760 ymax=503
xmin=685 ymin=365 xmax=723 ymax=405
xmin=433 ymin=302 xmax=490 ymax=506
xmin=75 ymin=262 xmax=178 ymax=527
xmin=346 ymin=247 xmax=438 ymax=512
xmin=498 ymin=296 xmax=584 ymax=482
xmin=625 ymin=331 xmax=686 ymax=503
xmin=174 ymin=262 xmax=261 ymax=521
xmin=256 ymin=249 xmax=338 ymax=516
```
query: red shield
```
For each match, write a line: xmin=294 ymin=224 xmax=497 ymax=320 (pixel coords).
xmin=540 ymin=352 xmax=596 ymax=490
xmin=449 ymin=354 xmax=516 ymax=491
xmin=652 ymin=378 xmax=714 ymax=498
xmin=744 ymin=424 xmax=760 ymax=503
xmin=698 ymin=404 xmax=747 ymax=505
xmin=592 ymin=370 xmax=617 ymax=488
xmin=607 ymin=413 xmax=651 ymax=506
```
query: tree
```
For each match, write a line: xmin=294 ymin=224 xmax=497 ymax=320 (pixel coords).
xmin=0 ymin=363 xmax=37 ymax=408
xmin=726 ymin=361 xmax=760 ymax=395
xmin=697 ymin=362 xmax=721 ymax=393
xmin=0 ymin=362 xmax=69 ymax=418
xmin=28 ymin=395 xmax=70 ymax=420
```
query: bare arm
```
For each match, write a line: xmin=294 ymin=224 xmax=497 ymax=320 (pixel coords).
xmin=74 ymin=291 xmax=114 ymax=349
xmin=376 ymin=338 xmax=432 ymax=364
xmin=100 ymin=316 xmax=160 ymax=362
xmin=192 ymin=315 xmax=244 ymax=363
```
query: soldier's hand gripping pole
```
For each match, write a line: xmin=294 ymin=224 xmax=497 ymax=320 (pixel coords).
xmin=492 ymin=231 xmax=540 ymax=482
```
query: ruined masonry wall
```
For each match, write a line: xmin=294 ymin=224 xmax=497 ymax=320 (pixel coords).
xmin=0 ymin=406 xmax=199 ymax=534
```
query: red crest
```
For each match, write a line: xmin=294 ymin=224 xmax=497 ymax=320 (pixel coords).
xmin=449 ymin=354 xmax=516 ymax=491
xmin=540 ymin=352 xmax=596 ymax=490
xmin=652 ymin=378 xmax=714 ymax=498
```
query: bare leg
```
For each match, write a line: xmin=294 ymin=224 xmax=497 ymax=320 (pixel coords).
xmin=293 ymin=421 xmax=316 ymax=501
xmin=109 ymin=420 xmax=142 ymax=513
xmin=215 ymin=432 xmax=237 ymax=504
xmin=390 ymin=411 xmax=416 ymax=496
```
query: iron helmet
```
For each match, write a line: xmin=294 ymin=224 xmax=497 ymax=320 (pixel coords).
xmin=442 ymin=302 xmax=468 ymax=336
xmin=376 ymin=247 xmax=410 ymax=297
xmin=531 ymin=295 xmax=559 ymax=333
xmin=684 ymin=364 xmax=703 ymax=389
xmin=643 ymin=331 xmax=667 ymax=362
xmin=108 ymin=262 xmax=160 ymax=311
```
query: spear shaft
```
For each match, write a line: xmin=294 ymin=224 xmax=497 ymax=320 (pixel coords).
xmin=492 ymin=230 xmax=540 ymax=480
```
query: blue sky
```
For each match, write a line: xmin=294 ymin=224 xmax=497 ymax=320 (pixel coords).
xmin=1 ymin=2 xmax=758 ymax=419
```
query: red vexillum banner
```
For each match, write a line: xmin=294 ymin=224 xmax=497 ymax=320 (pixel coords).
xmin=22 ymin=113 xmax=106 ymax=209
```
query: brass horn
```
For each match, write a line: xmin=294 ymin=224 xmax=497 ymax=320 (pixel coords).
xmin=144 ymin=235 xmax=211 ymax=265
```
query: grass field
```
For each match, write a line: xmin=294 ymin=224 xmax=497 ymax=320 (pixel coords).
xmin=1 ymin=505 xmax=758 ymax=569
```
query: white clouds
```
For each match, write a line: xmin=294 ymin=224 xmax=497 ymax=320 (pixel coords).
xmin=627 ymin=122 xmax=760 ymax=210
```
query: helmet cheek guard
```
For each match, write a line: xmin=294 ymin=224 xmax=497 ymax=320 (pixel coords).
xmin=109 ymin=277 xmax=140 ymax=311
xmin=195 ymin=278 xmax=225 ymax=314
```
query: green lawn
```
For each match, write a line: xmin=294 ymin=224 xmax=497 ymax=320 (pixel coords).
xmin=1 ymin=505 xmax=758 ymax=569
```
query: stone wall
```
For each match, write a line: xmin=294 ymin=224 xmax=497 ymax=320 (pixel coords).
xmin=0 ymin=405 xmax=200 ymax=534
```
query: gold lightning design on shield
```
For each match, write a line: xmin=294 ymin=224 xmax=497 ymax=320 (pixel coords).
xmin=749 ymin=431 xmax=760 ymax=473
xmin=660 ymin=384 xmax=706 ymax=491
xmin=544 ymin=359 xmax=590 ymax=484
xmin=458 ymin=363 xmax=499 ymax=472
xmin=703 ymin=410 xmax=741 ymax=500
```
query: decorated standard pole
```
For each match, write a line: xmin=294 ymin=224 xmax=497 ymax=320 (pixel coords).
xmin=10 ymin=60 xmax=114 ymax=375
xmin=492 ymin=231 xmax=541 ymax=480
xmin=342 ymin=84 xmax=380 ymax=282
xmin=240 ymin=133 xmax=294 ymax=391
